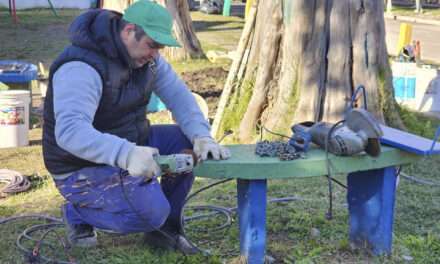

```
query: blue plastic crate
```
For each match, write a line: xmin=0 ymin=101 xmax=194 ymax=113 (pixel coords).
xmin=393 ymin=76 xmax=416 ymax=99
xmin=0 ymin=60 xmax=38 ymax=83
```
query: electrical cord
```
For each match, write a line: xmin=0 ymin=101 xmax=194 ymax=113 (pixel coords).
xmin=0 ymin=214 xmax=74 ymax=263
xmin=0 ymin=169 xmax=31 ymax=197
xmin=324 ymin=120 xmax=345 ymax=220
xmin=396 ymin=165 xmax=440 ymax=187
xmin=400 ymin=173 xmax=440 ymax=186
xmin=179 ymin=179 xmax=312 ymax=257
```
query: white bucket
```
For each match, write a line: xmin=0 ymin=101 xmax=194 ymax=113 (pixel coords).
xmin=0 ymin=90 xmax=31 ymax=148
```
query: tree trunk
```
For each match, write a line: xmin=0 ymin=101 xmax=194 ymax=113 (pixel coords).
xmin=215 ymin=0 xmax=404 ymax=142
xmin=238 ymin=0 xmax=283 ymax=142
xmin=416 ymin=0 xmax=423 ymax=13
xmin=157 ymin=0 xmax=205 ymax=60
xmin=386 ymin=0 xmax=393 ymax=14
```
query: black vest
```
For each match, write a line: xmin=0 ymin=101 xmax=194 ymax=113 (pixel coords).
xmin=43 ymin=10 xmax=156 ymax=174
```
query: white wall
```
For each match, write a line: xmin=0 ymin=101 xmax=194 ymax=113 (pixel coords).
xmin=0 ymin=0 xmax=93 ymax=9
xmin=392 ymin=62 xmax=440 ymax=112
xmin=102 ymin=0 xmax=132 ymax=13
xmin=419 ymin=74 xmax=440 ymax=112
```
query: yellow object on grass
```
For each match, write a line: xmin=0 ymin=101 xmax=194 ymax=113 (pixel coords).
xmin=0 ymin=82 xmax=9 ymax=91
xmin=245 ymin=0 xmax=254 ymax=19
xmin=397 ymin=23 xmax=412 ymax=55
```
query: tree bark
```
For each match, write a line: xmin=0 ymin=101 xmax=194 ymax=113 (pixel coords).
xmin=217 ymin=0 xmax=403 ymax=143
xmin=238 ymin=0 xmax=283 ymax=142
xmin=157 ymin=0 xmax=204 ymax=60
xmin=386 ymin=0 xmax=393 ymax=14
xmin=416 ymin=0 xmax=423 ymax=13
xmin=211 ymin=2 xmax=258 ymax=138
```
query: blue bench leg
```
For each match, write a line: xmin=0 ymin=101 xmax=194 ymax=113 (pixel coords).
xmin=237 ymin=179 xmax=267 ymax=264
xmin=347 ymin=167 xmax=397 ymax=255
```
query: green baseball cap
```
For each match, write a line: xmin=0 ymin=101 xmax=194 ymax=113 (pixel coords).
xmin=123 ymin=0 xmax=181 ymax=47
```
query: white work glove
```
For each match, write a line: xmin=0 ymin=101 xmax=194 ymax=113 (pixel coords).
xmin=193 ymin=136 xmax=231 ymax=161
xmin=125 ymin=146 xmax=161 ymax=179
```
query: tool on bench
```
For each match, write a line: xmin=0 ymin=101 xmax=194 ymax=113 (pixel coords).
xmin=289 ymin=108 xmax=383 ymax=157
xmin=288 ymin=122 xmax=314 ymax=152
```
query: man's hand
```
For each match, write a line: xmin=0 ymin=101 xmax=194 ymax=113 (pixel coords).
xmin=126 ymin=146 xmax=161 ymax=179
xmin=193 ymin=137 xmax=231 ymax=161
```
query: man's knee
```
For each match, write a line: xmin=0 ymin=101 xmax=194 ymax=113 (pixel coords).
xmin=145 ymin=199 xmax=171 ymax=230
xmin=115 ymin=199 xmax=170 ymax=233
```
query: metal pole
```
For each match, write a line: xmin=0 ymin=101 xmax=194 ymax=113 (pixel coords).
xmin=223 ymin=0 xmax=232 ymax=16
xmin=47 ymin=0 xmax=59 ymax=17
xmin=245 ymin=0 xmax=253 ymax=19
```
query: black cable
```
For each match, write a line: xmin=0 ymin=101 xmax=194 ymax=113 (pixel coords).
xmin=30 ymin=225 xmax=71 ymax=263
xmin=0 ymin=214 xmax=61 ymax=225
xmin=179 ymin=177 xmax=234 ymax=255
xmin=184 ymin=179 xmax=233 ymax=205
xmin=16 ymin=222 xmax=73 ymax=264
xmin=324 ymin=120 xmax=345 ymax=220
xmin=349 ymin=85 xmax=367 ymax=110
xmin=3 ymin=216 xmax=74 ymax=264
xmin=183 ymin=205 xmax=233 ymax=232
xmin=260 ymin=125 xmax=291 ymax=140
xmin=330 ymin=177 xmax=347 ymax=189
xmin=180 ymin=178 xmax=312 ymax=257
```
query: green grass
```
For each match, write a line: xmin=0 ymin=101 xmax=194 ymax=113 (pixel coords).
xmin=389 ymin=6 xmax=440 ymax=20
xmin=1 ymin=7 xmax=440 ymax=264
xmin=0 ymin=8 xmax=83 ymax=66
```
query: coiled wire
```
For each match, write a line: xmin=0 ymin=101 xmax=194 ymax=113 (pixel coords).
xmin=0 ymin=169 xmax=31 ymax=197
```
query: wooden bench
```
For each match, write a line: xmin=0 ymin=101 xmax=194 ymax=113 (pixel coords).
xmin=193 ymin=144 xmax=420 ymax=264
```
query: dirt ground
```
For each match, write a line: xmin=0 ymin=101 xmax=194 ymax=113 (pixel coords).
xmin=182 ymin=67 xmax=228 ymax=117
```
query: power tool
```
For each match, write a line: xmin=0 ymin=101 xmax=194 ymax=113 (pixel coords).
xmin=289 ymin=122 xmax=314 ymax=152
xmin=154 ymin=153 xmax=195 ymax=175
xmin=289 ymin=108 xmax=383 ymax=157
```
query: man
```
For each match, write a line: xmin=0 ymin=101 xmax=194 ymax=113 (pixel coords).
xmin=42 ymin=0 xmax=230 ymax=254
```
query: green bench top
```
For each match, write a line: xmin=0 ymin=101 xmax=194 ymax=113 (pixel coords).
xmin=193 ymin=144 xmax=419 ymax=179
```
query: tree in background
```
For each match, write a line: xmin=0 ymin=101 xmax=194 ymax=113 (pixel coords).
xmin=213 ymin=0 xmax=403 ymax=142
xmin=386 ymin=0 xmax=393 ymax=13
xmin=103 ymin=0 xmax=204 ymax=60
xmin=156 ymin=0 xmax=205 ymax=60
xmin=415 ymin=0 xmax=423 ymax=12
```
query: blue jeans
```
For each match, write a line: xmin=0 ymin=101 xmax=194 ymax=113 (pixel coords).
xmin=55 ymin=125 xmax=194 ymax=234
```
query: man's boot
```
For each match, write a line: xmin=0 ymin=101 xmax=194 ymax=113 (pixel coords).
xmin=62 ymin=204 xmax=97 ymax=248
xmin=144 ymin=222 xmax=200 ymax=255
